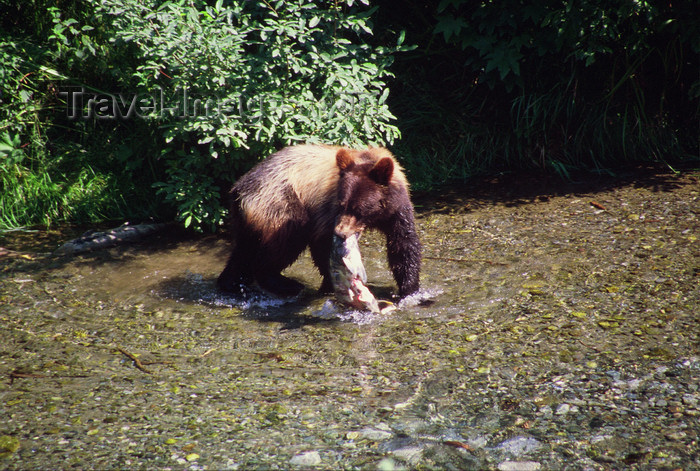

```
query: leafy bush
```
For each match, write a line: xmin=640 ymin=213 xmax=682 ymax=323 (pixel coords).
xmin=97 ymin=0 xmax=404 ymax=230
xmin=0 ymin=0 xmax=404 ymax=231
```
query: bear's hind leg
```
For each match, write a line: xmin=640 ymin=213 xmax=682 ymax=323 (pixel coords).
xmin=218 ymin=194 xmax=256 ymax=295
xmin=217 ymin=243 xmax=254 ymax=294
xmin=256 ymin=273 xmax=304 ymax=297
xmin=253 ymin=223 xmax=309 ymax=297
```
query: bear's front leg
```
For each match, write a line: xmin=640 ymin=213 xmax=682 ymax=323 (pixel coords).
xmin=385 ymin=207 xmax=422 ymax=298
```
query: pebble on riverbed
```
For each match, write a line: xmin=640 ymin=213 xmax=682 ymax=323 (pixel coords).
xmin=289 ymin=450 xmax=322 ymax=466
xmin=495 ymin=436 xmax=542 ymax=456
xmin=497 ymin=461 xmax=542 ymax=471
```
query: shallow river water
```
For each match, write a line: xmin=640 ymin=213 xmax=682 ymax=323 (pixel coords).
xmin=1 ymin=168 xmax=698 ymax=470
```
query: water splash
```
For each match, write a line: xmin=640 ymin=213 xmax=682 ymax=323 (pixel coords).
xmin=310 ymin=299 xmax=386 ymax=325
xmin=310 ymin=287 xmax=442 ymax=324
xmin=157 ymin=270 xmax=294 ymax=310
xmin=397 ymin=288 xmax=443 ymax=309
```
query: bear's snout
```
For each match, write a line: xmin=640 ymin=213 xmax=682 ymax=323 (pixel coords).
xmin=335 ymin=214 xmax=365 ymax=239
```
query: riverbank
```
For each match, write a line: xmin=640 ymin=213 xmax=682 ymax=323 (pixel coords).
xmin=1 ymin=167 xmax=698 ymax=469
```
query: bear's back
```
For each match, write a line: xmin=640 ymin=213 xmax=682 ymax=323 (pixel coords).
xmin=235 ymin=145 xmax=339 ymax=214
xmin=233 ymin=144 xmax=407 ymax=235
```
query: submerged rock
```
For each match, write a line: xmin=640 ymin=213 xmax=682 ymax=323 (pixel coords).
xmin=290 ymin=451 xmax=322 ymax=466
xmin=357 ymin=426 xmax=393 ymax=441
xmin=495 ymin=436 xmax=542 ymax=456
xmin=391 ymin=445 xmax=423 ymax=464
xmin=498 ymin=461 xmax=542 ymax=471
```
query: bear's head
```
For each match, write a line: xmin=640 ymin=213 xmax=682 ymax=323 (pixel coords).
xmin=334 ymin=148 xmax=404 ymax=239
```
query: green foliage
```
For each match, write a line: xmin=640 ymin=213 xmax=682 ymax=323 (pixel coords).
xmin=0 ymin=1 xmax=155 ymax=230
xmin=434 ymin=1 xmax=696 ymax=90
xmin=0 ymin=0 xmax=404 ymax=231
xmin=0 ymin=132 xmax=24 ymax=166
xmin=0 ymin=125 xmax=127 ymax=228
xmin=96 ymin=0 xmax=403 ymax=230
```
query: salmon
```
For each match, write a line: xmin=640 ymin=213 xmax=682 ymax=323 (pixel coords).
xmin=330 ymin=234 xmax=395 ymax=314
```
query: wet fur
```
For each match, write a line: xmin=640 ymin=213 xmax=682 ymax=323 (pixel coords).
xmin=218 ymin=144 xmax=420 ymax=297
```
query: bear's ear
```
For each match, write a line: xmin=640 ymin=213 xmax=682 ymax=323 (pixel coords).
xmin=336 ymin=149 xmax=354 ymax=170
xmin=369 ymin=157 xmax=394 ymax=185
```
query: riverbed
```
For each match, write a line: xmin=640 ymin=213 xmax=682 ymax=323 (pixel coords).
xmin=1 ymin=167 xmax=698 ymax=470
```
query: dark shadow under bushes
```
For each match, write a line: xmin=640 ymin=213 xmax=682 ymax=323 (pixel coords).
xmin=376 ymin=0 xmax=700 ymax=189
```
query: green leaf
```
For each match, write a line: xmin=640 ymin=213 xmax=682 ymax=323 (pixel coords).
xmin=435 ymin=15 xmax=468 ymax=42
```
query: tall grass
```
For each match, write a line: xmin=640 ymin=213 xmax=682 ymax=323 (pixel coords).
xmin=390 ymin=57 xmax=694 ymax=190
xmin=389 ymin=71 xmax=514 ymax=190
xmin=510 ymin=80 xmax=685 ymax=177
xmin=0 ymin=159 xmax=129 ymax=230
xmin=395 ymin=93 xmax=689 ymax=190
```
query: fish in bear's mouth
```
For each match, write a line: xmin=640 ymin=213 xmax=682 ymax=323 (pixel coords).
xmin=329 ymin=233 xmax=395 ymax=314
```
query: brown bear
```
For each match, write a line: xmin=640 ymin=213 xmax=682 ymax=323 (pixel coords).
xmin=217 ymin=144 xmax=421 ymax=298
